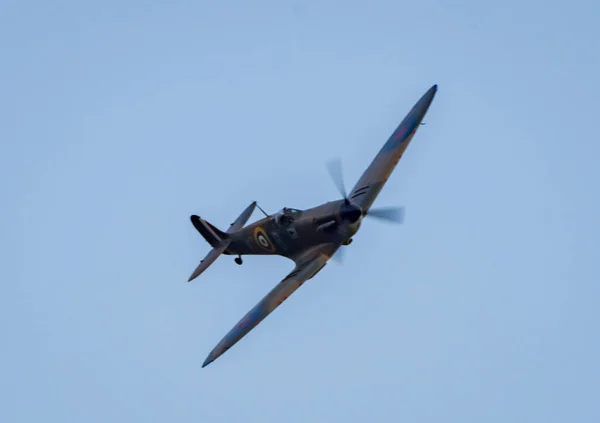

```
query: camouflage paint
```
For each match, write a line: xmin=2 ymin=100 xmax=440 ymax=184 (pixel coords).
xmin=191 ymin=84 xmax=438 ymax=367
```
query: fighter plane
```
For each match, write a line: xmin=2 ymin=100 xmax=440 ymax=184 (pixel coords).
xmin=189 ymin=84 xmax=438 ymax=367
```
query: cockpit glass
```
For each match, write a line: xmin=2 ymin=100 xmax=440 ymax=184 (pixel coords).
xmin=273 ymin=207 xmax=301 ymax=225
xmin=275 ymin=207 xmax=301 ymax=215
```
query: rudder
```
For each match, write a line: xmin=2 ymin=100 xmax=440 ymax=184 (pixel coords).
xmin=190 ymin=215 xmax=229 ymax=248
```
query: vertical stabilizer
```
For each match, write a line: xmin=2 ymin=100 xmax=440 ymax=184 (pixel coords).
xmin=188 ymin=201 xmax=257 ymax=282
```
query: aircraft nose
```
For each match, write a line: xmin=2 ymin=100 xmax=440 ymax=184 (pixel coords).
xmin=340 ymin=201 xmax=363 ymax=223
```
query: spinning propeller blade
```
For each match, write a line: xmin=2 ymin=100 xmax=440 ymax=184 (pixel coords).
xmin=365 ymin=206 xmax=405 ymax=224
xmin=331 ymin=246 xmax=345 ymax=263
xmin=327 ymin=158 xmax=405 ymax=225
xmin=326 ymin=158 xmax=348 ymax=201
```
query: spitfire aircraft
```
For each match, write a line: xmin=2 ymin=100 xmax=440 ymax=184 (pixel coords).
xmin=189 ymin=84 xmax=438 ymax=367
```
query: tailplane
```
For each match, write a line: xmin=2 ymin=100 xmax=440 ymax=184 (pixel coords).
xmin=188 ymin=243 xmax=229 ymax=282
xmin=187 ymin=201 xmax=257 ymax=282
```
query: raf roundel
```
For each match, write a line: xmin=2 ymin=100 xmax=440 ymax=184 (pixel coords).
xmin=258 ymin=234 xmax=269 ymax=248
xmin=253 ymin=227 xmax=276 ymax=252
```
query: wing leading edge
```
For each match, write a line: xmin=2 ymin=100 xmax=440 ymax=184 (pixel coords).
xmin=349 ymin=84 xmax=437 ymax=212
xmin=201 ymin=243 xmax=340 ymax=368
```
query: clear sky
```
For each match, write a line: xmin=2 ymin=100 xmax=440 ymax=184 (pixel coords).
xmin=2 ymin=0 xmax=599 ymax=421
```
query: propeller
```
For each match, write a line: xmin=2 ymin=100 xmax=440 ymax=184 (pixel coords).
xmin=331 ymin=246 xmax=345 ymax=263
xmin=326 ymin=158 xmax=406 ymax=263
xmin=326 ymin=157 xmax=406 ymax=224
xmin=365 ymin=206 xmax=405 ymax=224
xmin=326 ymin=158 xmax=348 ymax=202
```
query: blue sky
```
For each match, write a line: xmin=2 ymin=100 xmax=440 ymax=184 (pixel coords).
xmin=2 ymin=0 xmax=599 ymax=421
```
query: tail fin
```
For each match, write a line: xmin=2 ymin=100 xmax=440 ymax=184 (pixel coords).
xmin=188 ymin=216 xmax=230 ymax=282
xmin=188 ymin=201 xmax=257 ymax=282
xmin=190 ymin=215 xmax=229 ymax=248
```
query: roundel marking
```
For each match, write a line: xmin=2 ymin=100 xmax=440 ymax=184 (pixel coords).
xmin=253 ymin=227 xmax=276 ymax=252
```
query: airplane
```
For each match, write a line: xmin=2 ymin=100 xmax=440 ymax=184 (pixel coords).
xmin=188 ymin=84 xmax=438 ymax=368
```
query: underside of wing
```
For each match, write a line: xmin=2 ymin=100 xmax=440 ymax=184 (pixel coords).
xmin=202 ymin=243 xmax=339 ymax=367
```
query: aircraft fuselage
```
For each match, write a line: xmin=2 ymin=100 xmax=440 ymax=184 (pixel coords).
xmin=225 ymin=200 xmax=360 ymax=261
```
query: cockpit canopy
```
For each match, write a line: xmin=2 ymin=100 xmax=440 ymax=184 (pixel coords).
xmin=275 ymin=207 xmax=302 ymax=215
xmin=273 ymin=207 xmax=302 ymax=226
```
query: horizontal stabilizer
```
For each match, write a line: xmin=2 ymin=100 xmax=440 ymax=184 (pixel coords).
xmin=188 ymin=244 xmax=228 ymax=282
xmin=228 ymin=201 xmax=257 ymax=233
xmin=188 ymin=201 xmax=257 ymax=282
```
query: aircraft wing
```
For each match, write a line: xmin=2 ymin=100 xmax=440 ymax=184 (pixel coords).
xmin=348 ymin=84 xmax=437 ymax=213
xmin=201 ymin=243 xmax=340 ymax=367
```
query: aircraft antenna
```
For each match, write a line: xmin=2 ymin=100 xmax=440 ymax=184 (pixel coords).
xmin=256 ymin=203 xmax=270 ymax=217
